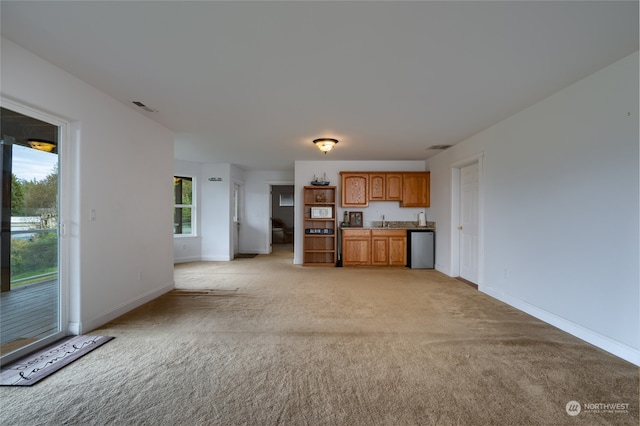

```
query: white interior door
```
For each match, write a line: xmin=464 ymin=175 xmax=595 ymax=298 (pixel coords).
xmin=459 ymin=163 xmax=479 ymax=283
xmin=233 ymin=182 xmax=241 ymax=255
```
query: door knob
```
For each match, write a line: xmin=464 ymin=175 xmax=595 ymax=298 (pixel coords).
xmin=457 ymin=226 xmax=463 ymax=230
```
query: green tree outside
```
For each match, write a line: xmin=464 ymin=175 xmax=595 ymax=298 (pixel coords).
xmin=10 ymin=173 xmax=25 ymax=215
xmin=10 ymin=165 xmax=58 ymax=282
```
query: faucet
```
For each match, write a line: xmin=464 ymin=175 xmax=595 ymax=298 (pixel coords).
xmin=382 ymin=215 xmax=385 ymax=228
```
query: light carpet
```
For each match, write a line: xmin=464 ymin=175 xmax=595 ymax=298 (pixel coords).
xmin=0 ymin=248 xmax=637 ymax=425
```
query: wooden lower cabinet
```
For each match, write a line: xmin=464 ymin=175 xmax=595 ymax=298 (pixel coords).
xmin=371 ymin=236 xmax=388 ymax=265
xmin=388 ymin=236 xmax=407 ymax=265
xmin=342 ymin=229 xmax=406 ymax=266
xmin=372 ymin=230 xmax=407 ymax=266
xmin=342 ymin=229 xmax=372 ymax=266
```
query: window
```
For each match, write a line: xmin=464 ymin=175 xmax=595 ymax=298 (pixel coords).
xmin=279 ymin=193 xmax=294 ymax=206
xmin=174 ymin=176 xmax=193 ymax=235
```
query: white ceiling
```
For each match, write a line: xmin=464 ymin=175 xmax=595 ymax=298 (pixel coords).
xmin=1 ymin=1 xmax=638 ymax=171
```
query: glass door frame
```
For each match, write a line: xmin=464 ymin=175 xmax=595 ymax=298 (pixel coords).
xmin=1 ymin=97 xmax=70 ymax=365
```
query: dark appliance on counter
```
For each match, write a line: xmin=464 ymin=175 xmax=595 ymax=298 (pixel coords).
xmin=407 ymin=230 xmax=434 ymax=269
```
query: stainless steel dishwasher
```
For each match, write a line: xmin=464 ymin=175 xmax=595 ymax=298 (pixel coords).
xmin=406 ymin=230 xmax=435 ymax=269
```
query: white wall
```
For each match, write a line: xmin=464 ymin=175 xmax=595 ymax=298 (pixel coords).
xmin=200 ymin=163 xmax=233 ymax=261
xmin=173 ymin=163 xmax=293 ymax=260
xmin=427 ymin=52 xmax=639 ymax=365
xmin=173 ymin=160 xmax=236 ymax=262
xmin=2 ymin=37 xmax=175 ymax=333
xmin=294 ymin=160 xmax=429 ymax=265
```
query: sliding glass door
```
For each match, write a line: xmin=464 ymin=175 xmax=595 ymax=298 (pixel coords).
xmin=1 ymin=106 xmax=63 ymax=363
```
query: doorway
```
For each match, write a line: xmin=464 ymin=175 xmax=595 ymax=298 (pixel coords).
xmin=271 ymin=185 xmax=294 ymax=253
xmin=459 ymin=163 xmax=479 ymax=282
xmin=451 ymin=154 xmax=483 ymax=286
xmin=233 ymin=181 xmax=243 ymax=257
xmin=1 ymin=105 xmax=66 ymax=363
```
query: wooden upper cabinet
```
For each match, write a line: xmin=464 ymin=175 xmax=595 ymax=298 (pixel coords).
xmin=369 ymin=173 xmax=403 ymax=201
xmin=341 ymin=172 xmax=369 ymax=207
xmin=401 ymin=172 xmax=430 ymax=207
xmin=340 ymin=170 xmax=429 ymax=207
xmin=369 ymin=174 xmax=385 ymax=201
xmin=385 ymin=173 xmax=403 ymax=201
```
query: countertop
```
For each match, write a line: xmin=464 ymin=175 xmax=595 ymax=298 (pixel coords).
xmin=341 ymin=221 xmax=435 ymax=231
xmin=367 ymin=227 xmax=435 ymax=230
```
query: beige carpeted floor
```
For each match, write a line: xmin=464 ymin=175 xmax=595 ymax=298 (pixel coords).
xmin=1 ymin=245 xmax=638 ymax=425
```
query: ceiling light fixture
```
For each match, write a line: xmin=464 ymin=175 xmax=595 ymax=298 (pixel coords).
xmin=313 ymin=138 xmax=338 ymax=154
xmin=27 ymin=138 xmax=57 ymax=153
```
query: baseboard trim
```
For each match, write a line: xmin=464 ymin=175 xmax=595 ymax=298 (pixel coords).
xmin=174 ymin=255 xmax=201 ymax=264
xmin=244 ymin=248 xmax=271 ymax=255
xmin=455 ymin=276 xmax=478 ymax=290
xmin=481 ymin=285 xmax=640 ymax=366
xmin=69 ymin=282 xmax=174 ymax=334
xmin=201 ymin=255 xmax=232 ymax=261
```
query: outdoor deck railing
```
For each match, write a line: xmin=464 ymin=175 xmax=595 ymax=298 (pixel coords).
xmin=11 ymin=271 xmax=58 ymax=286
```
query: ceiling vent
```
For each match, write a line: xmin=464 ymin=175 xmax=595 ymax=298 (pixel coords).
xmin=132 ymin=101 xmax=157 ymax=113
xmin=427 ymin=144 xmax=452 ymax=150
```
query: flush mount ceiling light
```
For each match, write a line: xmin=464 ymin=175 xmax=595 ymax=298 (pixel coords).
xmin=27 ymin=138 xmax=57 ymax=153
xmin=313 ymin=138 xmax=338 ymax=154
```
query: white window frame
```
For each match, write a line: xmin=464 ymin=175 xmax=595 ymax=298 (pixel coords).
xmin=174 ymin=175 xmax=195 ymax=236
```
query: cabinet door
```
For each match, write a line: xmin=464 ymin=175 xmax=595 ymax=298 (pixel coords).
xmin=371 ymin=237 xmax=389 ymax=265
xmin=388 ymin=236 xmax=407 ymax=266
xmin=369 ymin=174 xmax=385 ymax=201
xmin=386 ymin=173 xmax=403 ymax=201
xmin=401 ymin=172 xmax=430 ymax=207
xmin=342 ymin=237 xmax=371 ymax=265
xmin=341 ymin=173 xmax=369 ymax=207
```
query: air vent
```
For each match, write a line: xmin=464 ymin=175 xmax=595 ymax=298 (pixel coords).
xmin=427 ymin=145 xmax=452 ymax=150
xmin=132 ymin=101 xmax=157 ymax=113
